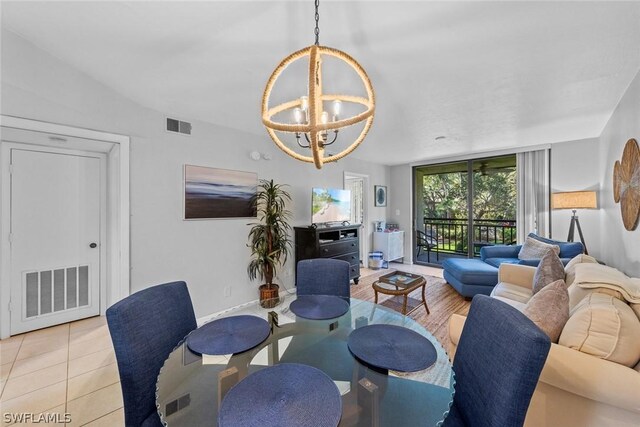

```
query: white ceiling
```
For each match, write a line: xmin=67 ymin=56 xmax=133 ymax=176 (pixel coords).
xmin=3 ymin=1 xmax=640 ymax=165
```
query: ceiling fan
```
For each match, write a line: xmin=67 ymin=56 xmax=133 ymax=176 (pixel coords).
xmin=477 ymin=161 xmax=516 ymax=176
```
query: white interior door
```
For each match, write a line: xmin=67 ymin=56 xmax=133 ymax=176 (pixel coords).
xmin=345 ymin=175 xmax=367 ymax=263
xmin=9 ymin=148 xmax=103 ymax=335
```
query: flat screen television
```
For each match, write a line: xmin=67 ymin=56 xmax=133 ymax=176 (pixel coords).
xmin=312 ymin=188 xmax=351 ymax=224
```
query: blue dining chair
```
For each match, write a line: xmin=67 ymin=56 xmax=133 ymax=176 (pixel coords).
xmin=296 ymin=258 xmax=351 ymax=300
xmin=107 ymin=281 xmax=197 ymax=427
xmin=442 ymin=295 xmax=550 ymax=427
xmin=282 ymin=259 xmax=353 ymax=381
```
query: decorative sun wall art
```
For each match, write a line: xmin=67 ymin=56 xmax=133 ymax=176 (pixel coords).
xmin=613 ymin=138 xmax=640 ymax=231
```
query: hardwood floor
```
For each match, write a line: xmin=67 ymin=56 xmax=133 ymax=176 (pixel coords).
xmin=355 ymin=263 xmax=470 ymax=352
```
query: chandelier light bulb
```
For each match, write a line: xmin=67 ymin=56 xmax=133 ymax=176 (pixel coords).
xmin=332 ymin=100 xmax=342 ymax=116
xmin=321 ymin=111 xmax=329 ymax=124
xmin=293 ymin=108 xmax=303 ymax=124
xmin=300 ymin=96 xmax=309 ymax=112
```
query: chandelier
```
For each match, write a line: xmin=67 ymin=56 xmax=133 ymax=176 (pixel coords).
xmin=261 ymin=0 xmax=375 ymax=169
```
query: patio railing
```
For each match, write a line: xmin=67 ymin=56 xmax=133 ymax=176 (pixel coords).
xmin=422 ymin=217 xmax=517 ymax=259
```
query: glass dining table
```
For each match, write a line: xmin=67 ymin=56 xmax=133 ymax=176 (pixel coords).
xmin=156 ymin=296 xmax=455 ymax=426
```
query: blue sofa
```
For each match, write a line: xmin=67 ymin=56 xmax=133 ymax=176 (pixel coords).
xmin=480 ymin=233 xmax=584 ymax=268
xmin=442 ymin=233 xmax=584 ymax=298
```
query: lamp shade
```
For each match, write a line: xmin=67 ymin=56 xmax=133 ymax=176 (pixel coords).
xmin=552 ymin=191 xmax=598 ymax=209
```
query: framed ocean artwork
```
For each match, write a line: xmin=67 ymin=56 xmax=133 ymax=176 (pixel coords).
xmin=184 ymin=165 xmax=257 ymax=219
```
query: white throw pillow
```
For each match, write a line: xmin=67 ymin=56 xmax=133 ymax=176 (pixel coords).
xmin=564 ymin=254 xmax=598 ymax=286
xmin=631 ymin=303 xmax=640 ymax=322
xmin=567 ymin=284 xmax=624 ymax=313
xmin=559 ymin=293 xmax=640 ymax=367
xmin=518 ymin=236 xmax=560 ymax=260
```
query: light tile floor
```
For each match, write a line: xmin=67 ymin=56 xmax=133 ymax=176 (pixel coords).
xmin=0 ymin=262 xmax=443 ymax=426
xmin=0 ymin=316 xmax=123 ymax=426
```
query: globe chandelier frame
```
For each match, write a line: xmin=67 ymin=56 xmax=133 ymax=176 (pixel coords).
xmin=261 ymin=0 xmax=375 ymax=169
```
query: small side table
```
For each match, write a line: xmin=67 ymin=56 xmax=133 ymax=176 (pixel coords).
xmin=372 ymin=271 xmax=429 ymax=315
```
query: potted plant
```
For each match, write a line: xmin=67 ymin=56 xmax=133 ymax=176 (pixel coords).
xmin=247 ymin=179 xmax=292 ymax=308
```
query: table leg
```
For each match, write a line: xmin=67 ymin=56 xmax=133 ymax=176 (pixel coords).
xmin=217 ymin=367 xmax=239 ymax=407
xmin=422 ymin=283 xmax=430 ymax=314
xmin=374 ymin=289 xmax=378 ymax=305
xmin=358 ymin=378 xmax=379 ymax=427
xmin=402 ymin=294 xmax=408 ymax=315
xmin=268 ymin=340 xmax=279 ymax=365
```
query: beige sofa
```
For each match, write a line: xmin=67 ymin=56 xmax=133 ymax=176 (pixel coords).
xmin=448 ymin=261 xmax=640 ymax=427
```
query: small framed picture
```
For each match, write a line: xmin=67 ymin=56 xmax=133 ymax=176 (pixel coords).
xmin=374 ymin=185 xmax=387 ymax=207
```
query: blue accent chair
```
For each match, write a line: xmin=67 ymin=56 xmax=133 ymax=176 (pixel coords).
xmin=442 ymin=295 xmax=551 ymax=427
xmin=106 ymin=281 xmax=197 ymax=427
xmin=480 ymin=233 xmax=584 ymax=268
xmin=296 ymin=258 xmax=351 ymax=300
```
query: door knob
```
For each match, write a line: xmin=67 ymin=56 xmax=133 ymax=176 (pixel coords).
xmin=89 ymin=243 xmax=97 ymax=248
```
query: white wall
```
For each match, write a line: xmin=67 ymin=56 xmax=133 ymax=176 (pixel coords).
xmin=388 ymin=164 xmax=414 ymax=262
xmin=598 ymin=70 xmax=640 ymax=276
xmin=391 ymin=140 xmax=607 ymax=265
xmin=1 ymin=30 xmax=389 ymax=318
xmin=550 ymin=138 xmax=601 ymax=259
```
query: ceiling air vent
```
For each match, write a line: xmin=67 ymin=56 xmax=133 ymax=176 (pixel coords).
xmin=166 ymin=118 xmax=192 ymax=135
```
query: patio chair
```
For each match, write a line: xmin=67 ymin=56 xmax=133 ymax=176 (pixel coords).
xmin=417 ymin=230 xmax=438 ymax=260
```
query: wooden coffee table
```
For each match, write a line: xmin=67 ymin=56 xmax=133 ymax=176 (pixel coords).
xmin=372 ymin=271 xmax=430 ymax=315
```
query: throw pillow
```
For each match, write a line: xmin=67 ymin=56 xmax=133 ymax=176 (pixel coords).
xmin=564 ymin=254 xmax=598 ymax=286
xmin=523 ymin=279 xmax=569 ymax=343
xmin=559 ymin=293 xmax=640 ymax=367
xmin=631 ymin=303 xmax=640 ymax=322
xmin=532 ymin=249 xmax=565 ymax=295
xmin=568 ymin=284 xmax=624 ymax=313
xmin=518 ymin=236 xmax=560 ymax=260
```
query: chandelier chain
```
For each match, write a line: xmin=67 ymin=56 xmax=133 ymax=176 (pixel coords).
xmin=314 ymin=0 xmax=320 ymax=45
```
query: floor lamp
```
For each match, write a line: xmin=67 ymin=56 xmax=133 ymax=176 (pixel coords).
xmin=551 ymin=191 xmax=597 ymax=255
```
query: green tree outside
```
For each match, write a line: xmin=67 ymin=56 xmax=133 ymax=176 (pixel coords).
xmin=421 ymin=167 xmax=517 ymax=253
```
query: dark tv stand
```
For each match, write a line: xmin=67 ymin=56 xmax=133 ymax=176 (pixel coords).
xmin=294 ymin=224 xmax=361 ymax=285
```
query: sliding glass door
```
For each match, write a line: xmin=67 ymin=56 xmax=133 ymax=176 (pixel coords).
xmin=414 ymin=155 xmax=517 ymax=266
xmin=415 ymin=161 xmax=469 ymax=264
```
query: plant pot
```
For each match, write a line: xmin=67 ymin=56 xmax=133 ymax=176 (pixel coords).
xmin=259 ymin=284 xmax=280 ymax=308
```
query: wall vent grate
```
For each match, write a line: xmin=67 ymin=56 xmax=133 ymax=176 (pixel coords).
xmin=25 ymin=265 xmax=90 ymax=318
xmin=167 ymin=118 xmax=192 ymax=135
